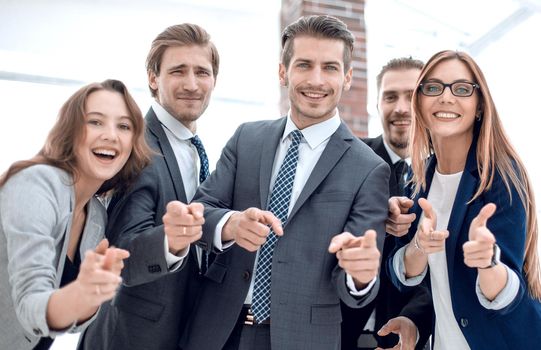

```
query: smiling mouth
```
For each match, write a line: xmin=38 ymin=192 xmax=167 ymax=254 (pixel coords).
xmin=391 ymin=119 xmax=411 ymax=127
xmin=177 ymin=95 xmax=201 ymax=101
xmin=434 ymin=112 xmax=461 ymax=119
xmin=92 ymin=148 xmax=117 ymax=160
xmin=301 ymin=91 xmax=328 ymax=99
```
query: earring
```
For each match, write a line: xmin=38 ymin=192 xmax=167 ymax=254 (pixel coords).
xmin=475 ymin=114 xmax=481 ymax=121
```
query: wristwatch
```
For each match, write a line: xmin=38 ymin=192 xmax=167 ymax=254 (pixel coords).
xmin=480 ymin=243 xmax=501 ymax=269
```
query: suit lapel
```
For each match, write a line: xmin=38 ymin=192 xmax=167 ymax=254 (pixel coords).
xmin=259 ymin=118 xmax=287 ymax=209
xmin=445 ymin=143 xmax=478 ymax=288
xmin=372 ymin=135 xmax=393 ymax=165
xmin=287 ymin=122 xmax=351 ymax=223
xmin=146 ymin=108 xmax=188 ymax=203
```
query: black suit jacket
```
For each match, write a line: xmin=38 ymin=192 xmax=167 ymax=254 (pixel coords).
xmin=340 ymin=135 xmax=433 ymax=349
xmin=78 ymin=108 xmax=204 ymax=350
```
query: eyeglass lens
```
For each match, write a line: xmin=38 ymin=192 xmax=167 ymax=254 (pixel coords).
xmin=421 ymin=82 xmax=475 ymax=97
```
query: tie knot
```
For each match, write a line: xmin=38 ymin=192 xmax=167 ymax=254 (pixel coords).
xmin=191 ymin=135 xmax=203 ymax=147
xmin=395 ymin=159 xmax=407 ymax=174
xmin=289 ymin=130 xmax=303 ymax=145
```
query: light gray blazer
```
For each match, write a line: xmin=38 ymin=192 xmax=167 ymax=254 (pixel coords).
xmin=0 ymin=164 xmax=106 ymax=349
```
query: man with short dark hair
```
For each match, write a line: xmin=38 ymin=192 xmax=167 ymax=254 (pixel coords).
xmin=341 ymin=57 xmax=433 ymax=350
xmin=180 ymin=15 xmax=390 ymax=350
xmin=79 ymin=23 xmax=219 ymax=350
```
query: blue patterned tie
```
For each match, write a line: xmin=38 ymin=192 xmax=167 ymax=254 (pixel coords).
xmin=191 ymin=135 xmax=210 ymax=273
xmin=190 ymin=135 xmax=210 ymax=184
xmin=252 ymin=129 xmax=303 ymax=323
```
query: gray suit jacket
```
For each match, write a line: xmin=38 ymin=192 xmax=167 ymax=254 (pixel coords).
xmin=79 ymin=108 xmax=204 ymax=350
xmin=181 ymin=117 xmax=390 ymax=350
xmin=0 ymin=165 xmax=105 ymax=349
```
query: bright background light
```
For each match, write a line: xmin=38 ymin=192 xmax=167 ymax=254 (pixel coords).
xmin=1 ymin=1 xmax=540 ymax=348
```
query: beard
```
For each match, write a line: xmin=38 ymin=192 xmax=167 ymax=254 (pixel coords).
xmin=390 ymin=137 xmax=408 ymax=150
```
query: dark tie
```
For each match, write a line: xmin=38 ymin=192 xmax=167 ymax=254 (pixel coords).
xmin=190 ymin=135 xmax=210 ymax=184
xmin=252 ymin=130 xmax=303 ymax=323
xmin=394 ymin=159 xmax=408 ymax=196
xmin=191 ymin=135 xmax=210 ymax=273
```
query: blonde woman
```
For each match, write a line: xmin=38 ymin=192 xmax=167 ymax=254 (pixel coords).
xmin=0 ymin=79 xmax=151 ymax=349
xmin=386 ymin=50 xmax=541 ymax=350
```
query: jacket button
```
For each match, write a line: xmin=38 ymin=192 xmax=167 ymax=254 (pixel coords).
xmin=242 ymin=270 xmax=251 ymax=281
xmin=460 ymin=318 xmax=469 ymax=327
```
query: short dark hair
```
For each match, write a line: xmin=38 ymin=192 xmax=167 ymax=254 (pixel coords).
xmin=281 ymin=15 xmax=355 ymax=72
xmin=146 ymin=23 xmax=220 ymax=98
xmin=376 ymin=57 xmax=424 ymax=92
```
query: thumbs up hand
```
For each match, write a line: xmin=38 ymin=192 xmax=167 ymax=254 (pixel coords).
xmin=463 ymin=203 xmax=497 ymax=269
xmin=412 ymin=198 xmax=449 ymax=255
xmin=329 ymin=230 xmax=380 ymax=289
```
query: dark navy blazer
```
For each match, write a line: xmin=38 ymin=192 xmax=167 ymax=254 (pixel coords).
xmin=388 ymin=133 xmax=541 ymax=349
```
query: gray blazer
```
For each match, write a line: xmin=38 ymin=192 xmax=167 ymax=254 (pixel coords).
xmin=181 ymin=117 xmax=390 ymax=350
xmin=0 ymin=164 xmax=106 ymax=349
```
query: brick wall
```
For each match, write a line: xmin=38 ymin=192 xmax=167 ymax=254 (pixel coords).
xmin=280 ymin=0 xmax=368 ymax=136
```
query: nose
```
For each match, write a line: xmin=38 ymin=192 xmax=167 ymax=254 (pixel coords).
xmin=394 ymin=96 xmax=410 ymax=115
xmin=182 ymin=71 xmax=198 ymax=92
xmin=307 ymin=67 xmax=324 ymax=86
xmin=438 ymin=86 xmax=456 ymax=103
xmin=101 ymin=122 xmax=117 ymax=142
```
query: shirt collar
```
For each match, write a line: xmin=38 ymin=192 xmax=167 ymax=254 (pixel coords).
xmin=283 ymin=111 xmax=341 ymax=149
xmin=382 ymin=138 xmax=411 ymax=165
xmin=152 ymin=101 xmax=194 ymax=141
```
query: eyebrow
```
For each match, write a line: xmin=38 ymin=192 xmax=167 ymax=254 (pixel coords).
xmin=167 ymin=64 xmax=211 ymax=72
xmin=86 ymin=111 xmax=131 ymax=120
xmin=424 ymin=78 xmax=474 ymax=83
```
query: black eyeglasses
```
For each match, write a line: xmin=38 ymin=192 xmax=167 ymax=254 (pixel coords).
xmin=418 ymin=81 xmax=479 ymax=97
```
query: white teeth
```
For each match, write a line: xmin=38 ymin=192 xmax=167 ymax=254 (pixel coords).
xmin=393 ymin=120 xmax=411 ymax=126
xmin=93 ymin=149 xmax=117 ymax=157
xmin=303 ymin=92 xmax=325 ymax=98
xmin=434 ymin=112 xmax=460 ymax=119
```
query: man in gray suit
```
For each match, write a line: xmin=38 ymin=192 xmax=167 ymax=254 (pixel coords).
xmin=79 ymin=23 xmax=218 ymax=350
xmin=180 ymin=15 xmax=390 ymax=350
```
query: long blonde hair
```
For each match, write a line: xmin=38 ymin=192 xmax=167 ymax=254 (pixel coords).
xmin=409 ymin=50 xmax=541 ymax=299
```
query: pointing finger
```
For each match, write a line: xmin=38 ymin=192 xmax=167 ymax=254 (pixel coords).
xmin=328 ymin=232 xmax=356 ymax=253
xmin=102 ymin=248 xmax=117 ymax=271
xmin=360 ymin=230 xmax=377 ymax=249
xmin=95 ymin=238 xmax=109 ymax=255
xmin=397 ymin=197 xmax=414 ymax=211
xmin=388 ymin=197 xmax=401 ymax=216
xmin=166 ymin=200 xmax=189 ymax=217
xmin=187 ymin=202 xmax=205 ymax=219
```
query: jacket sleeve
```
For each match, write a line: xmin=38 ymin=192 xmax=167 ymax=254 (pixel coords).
xmin=336 ymin=160 xmax=390 ymax=308
xmin=0 ymin=166 xmax=83 ymax=337
xmin=106 ymin=162 xmax=188 ymax=287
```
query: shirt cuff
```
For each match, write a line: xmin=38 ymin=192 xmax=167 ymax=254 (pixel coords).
xmin=214 ymin=211 xmax=237 ymax=251
xmin=476 ymin=263 xmax=520 ymax=310
xmin=393 ymin=245 xmax=427 ymax=286
xmin=346 ymin=274 xmax=377 ymax=296
xmin=164 ymin=236 xmax=189 ymax=271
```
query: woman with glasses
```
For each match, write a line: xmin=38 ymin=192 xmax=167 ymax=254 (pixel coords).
xmin=386 ymin=50 xmax=541 ymax=349
xmin=0 ymin=79 xmax=152 ymax=349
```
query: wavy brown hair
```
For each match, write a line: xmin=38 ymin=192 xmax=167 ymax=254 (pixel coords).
xmin=409 ymin=50 xmax=540 ymax=299
xmin=0 ymin=79 xmax=151 ymax=194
